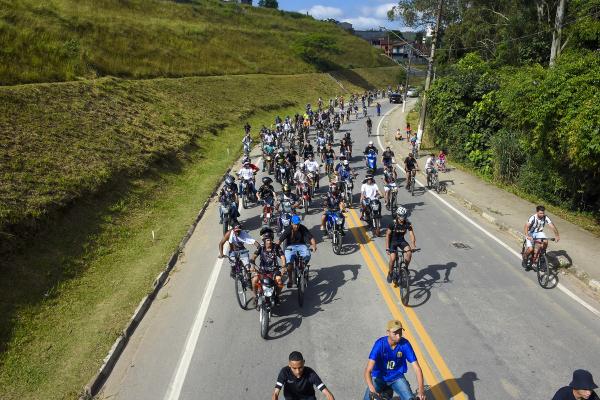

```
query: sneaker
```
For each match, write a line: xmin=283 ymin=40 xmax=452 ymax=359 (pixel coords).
xmin=521 ymin=259 xmax=530 ymax=270
xmin=386 ymin=271 xmax=393 ymax=283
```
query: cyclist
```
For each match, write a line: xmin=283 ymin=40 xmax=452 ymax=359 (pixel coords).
xmin=364 ymin=141 xmax=379 ymax=156
xmin=218 ymin=223 xmax=259 ymax=277
xmin=286 ymin=148 xmax=298 ymax=173
xmin=237 ymin=160 xmax=258 ymax=197
xmin=250 ymin=227 xmax=286 ymax=305
xmin=257 ymin=176 xmax=276 ymax=207
xmin=320 ymin=185 xmax=346 ymax=233
xmin=522 ymin=205 xmax=560 ymax=269
xmin=277 ymin=215 xmax=317 ymax=288
xmin=218 ymin=175 xmax=240 ymax=225
xmin=273 ymin=351 xmax=335 ymax=400
xmin=303 ymin=154 xmax=320 ymax=189
xmin=382 ymin=165 xmax=396 ymax=207
xmin=303 ymin=140 xmax=315 ymax=159
xmin=293 ymin=166 xmax=309 ymax=197
xmin=403 ymin=153 xmax=418 ymax=190
xmin=552 ymin=369 xmax=598 ymax=400
xmin=381 ymin=146 xmax=397 ymax=179
xmin=366 ymin=116 xmax=373 ymax=134
xmin=424 ymin=153 xmax=437 ymax=187
xmin=385 ymin=207 xmax=416 ymax=283
xmin=363 ymin=320 xmax=426 ymax=400
xmin=360 ymin=175 xmax=383 ymax=221
xmin=242 ymin=132 xmax=252 ymax=154
xmin=324 ymin=144 xmax=335 ymax=174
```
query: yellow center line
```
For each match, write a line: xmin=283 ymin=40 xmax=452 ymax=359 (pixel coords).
xmin=345 ymin=211 xmax=446 ymax=400
xmin=347 ymin=208 xmax=467 ymax=400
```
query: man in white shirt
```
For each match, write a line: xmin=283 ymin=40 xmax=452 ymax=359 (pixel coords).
xmin=522 ymin=205 xmax=560 ymax=269
xmin=304 ymin=155 xmax=320 ymax=189
xmin=237 ymin=161 xmax=257 ymax=195
xmin=360 ymin=175 xmax=383 ymax=221
xmin=424 ymin=153 xmax=437 ymax=187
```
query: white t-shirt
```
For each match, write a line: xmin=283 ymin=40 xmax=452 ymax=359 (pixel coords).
xmin=304 ymin=160 xmax=319 ymax=172
xmin=238 ymin=167 xmax=254 ymax=180
xmin=425 ymin=157 xmax=436 ymax=170
xmin=361 ymin=183 xmax=380 ymax=199
xmin=528 ymin=215 xmax=552 ymax=233
xmin=294 ymin=170 xmax=308 ymax=183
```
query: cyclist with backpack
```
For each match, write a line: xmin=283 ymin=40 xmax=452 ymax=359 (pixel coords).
xmin=522 ymin=205 xmax=560 ymax=269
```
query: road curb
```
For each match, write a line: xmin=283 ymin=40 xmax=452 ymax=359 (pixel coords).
xmin=382 ymin=105 xmax=599 ymax=295
xmin=79 ymin=168 xmax=231 ymax=400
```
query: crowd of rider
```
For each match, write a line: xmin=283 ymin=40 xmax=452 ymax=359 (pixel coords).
xmin=215 ymin=87 xmax=568 ymax=400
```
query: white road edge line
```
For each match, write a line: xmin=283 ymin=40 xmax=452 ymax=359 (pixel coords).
xmin=164 ymin=256 xmax=224 ymax=400
xmin=376 ymin=104 xmax=600 ymax=318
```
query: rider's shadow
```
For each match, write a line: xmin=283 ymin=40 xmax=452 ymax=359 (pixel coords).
xmin=407 ymin=262 xmax=457 ymax=307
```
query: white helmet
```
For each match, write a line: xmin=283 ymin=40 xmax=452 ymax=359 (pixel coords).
xmin=369 ymin=141 xmax=373 ymax=145
xmin=343 ymin=160 xmax=349 ymax=166
xmin=395 ymin=207 xmax=407 ymax=218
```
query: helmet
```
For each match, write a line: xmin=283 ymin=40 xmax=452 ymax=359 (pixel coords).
xmin=291 ymin=215 xmax=301 ymax=225
xmin=259 ymin=226 xmax=274 ymax=240
xmin=262 ymin=176 xmax=272 ymax=185
xmin=396 ymin=207 xmax=407 ymax=218
xmin=369 ymin=141 xmax=373 ymax=145
xmin=243 ymin=161 xmax=250 ymax=167
xmin=283 ymin=184 xmax=291 ymax=193
xmin=343 ymin=160 xmax=349 ymax=166
xmin=224 ymin=175 xmax=235 ymax=185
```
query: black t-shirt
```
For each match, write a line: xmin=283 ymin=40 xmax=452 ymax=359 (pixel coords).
xmin=275 ymin=366 xmax=326 ymax=400
xmin=552 ymin=387 xmax=599 ymax=400
xmin=258 ymin=184 xmax=275 ymax=199
xmin=387 ymin=220 xmax=412 ymax=243
xmin=382 ymin=150 xmax=395 ymax=160
xmin=364 ymin=146 xmax=378 ymax=155
xmin=324 ymin=149 xmax=335 ymax=160
xmin=279 ymin=224 xmax=314 ymax=246
xmin=405 ymin=156 xmax=417 ymax=170
xmin=254 ymin=244 xmax=283 ymax=272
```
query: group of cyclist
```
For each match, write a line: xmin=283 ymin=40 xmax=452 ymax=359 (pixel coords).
xmin=216 ymin=90 xmax=566 ymax=400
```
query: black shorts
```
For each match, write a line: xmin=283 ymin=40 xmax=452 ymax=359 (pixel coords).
xmin=390 ymin=240 xmax=409 ymax=252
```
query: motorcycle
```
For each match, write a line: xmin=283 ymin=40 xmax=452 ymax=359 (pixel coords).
xmin=365 ymin=151 xmax=377 ymax=175
xmin=255 ymin=272 xmax=278 ymax=339
xmin=325 ymin=210 xmax=344 ymax=255
xmin=275 ymin=162 xmax=289 ymax=185
xmin=296 ymin=182 xmax=311 ymax=215
xmin=240 ymin=179 xmax=256 ymax=209
xmin=278 ymin=199 xmax=295 ymax=232
xmin=307 ymin=170 xmax=319 ymax=193
xmin=364 ymin=197 xmax=382 ymax=236
xmin=261 ymin=197 xmax=275 ymax=227
xmin=341 ymin=176 xmax=354 ymax=207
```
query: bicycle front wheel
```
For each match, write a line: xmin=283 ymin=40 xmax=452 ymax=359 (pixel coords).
xmin=260 ymin=306 xmax=269 ymax=339
xmin=399 ymin=265 xmax=410 ymax=306
xmin=297 ymin=267 xmax=306 ymax=307
xmin=235 ymin=272 xmax=248 ymax=310
xmin=537 ymin=254 xmax=551 ymax=288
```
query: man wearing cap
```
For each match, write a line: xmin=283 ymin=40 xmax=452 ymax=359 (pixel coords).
xmin=363 ymin=320 xmax=425 ymax=400
xmin=273 ymin=351 xmax=335 ymax=400
xmin=553 ymin=370 xmax=598 ymax=400
xmin=277 ymin=215 xmax=317 ymax=288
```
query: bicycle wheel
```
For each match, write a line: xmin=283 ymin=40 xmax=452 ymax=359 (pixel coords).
xmin=399 ymin=265 xmax=410 ymax=306
xmin=260 ymin=306 xmax=269 ymax=339
xmin=242 ymin=194 xmax=248 ymax=209
xmin=537 ymin=254 xmax=551 ymax=288
xmin=411 ymin=178 xmax=415 ymax=196
xmin=297 ymin=267 xmax=306 ymax=307
xmin=390 ymin=192 xmax=397 ymax=213
xmin=235 ymin=271 xmax=248 ymax=310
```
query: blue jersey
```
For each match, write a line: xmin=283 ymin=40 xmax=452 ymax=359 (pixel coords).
xmin=368 ymin=337 xmax=417 ymax=383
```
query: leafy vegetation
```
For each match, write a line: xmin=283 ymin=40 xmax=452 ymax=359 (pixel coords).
xmin=0 ymin=66 xmax=401 ymax=400
xmin=0 ymin=0 xmax=392 ymax=85
xmin=407 ymin=0 xmax=600 ymax=220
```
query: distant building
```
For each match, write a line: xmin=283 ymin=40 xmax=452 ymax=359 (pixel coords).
xmin=337 ymin=22 xmax=353 ymax=31
xmin=354 ymin=29 xmax=428 ymax=62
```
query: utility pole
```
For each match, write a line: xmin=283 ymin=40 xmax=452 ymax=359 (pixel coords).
xmin=402 ymin=48 xmax=412 ymax=113
xmin=549 ymin=0 xmax=567 ymax=67
xmin=416 ymin=0 xmax=444 ymax=145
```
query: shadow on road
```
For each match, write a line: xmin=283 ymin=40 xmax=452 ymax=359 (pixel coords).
xmin=426 ymin=371 xmax=479 ymax=400
xmin=407 ymin=262 xmax=457 ymax=308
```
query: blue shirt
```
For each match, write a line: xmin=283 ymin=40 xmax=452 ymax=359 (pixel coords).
xmin=369 ymin=336 xmax=417 ymax=383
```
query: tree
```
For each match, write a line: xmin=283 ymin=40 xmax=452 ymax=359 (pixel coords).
xmin=258 ymin=0 xmax=278 ymax=9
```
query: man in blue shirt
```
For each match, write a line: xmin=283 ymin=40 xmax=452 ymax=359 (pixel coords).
xmin=363 ymin=320 xmax=425 ymax=400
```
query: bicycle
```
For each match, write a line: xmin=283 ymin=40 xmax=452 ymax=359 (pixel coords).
xmin=406 ymin=170 xmax=417 ymax=196
xmin=292 ymin=249 xmax=310 ymax=307
xmin=521 ymin=236 xmax=556 ymax=288
xmin=230 ymin=251 xmax=252 ymax=310
xmin=388 ymin=247 xmax=420 ymax=306
xmin=367 ymin=125 xmax=372 ymax=137
xmin=427 ymin=168 xmax=440 ymax=193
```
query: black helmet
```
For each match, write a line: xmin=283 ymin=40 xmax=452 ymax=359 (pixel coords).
xmin=224 ymin=175 xmax=235 ymax=185
xmin=260 ymin=226 xmax=274 ymax=240
xmin=262 ymin=176 xmax=273 ymax=185
xmin=283 ymin=184 xmax=291 ymax=193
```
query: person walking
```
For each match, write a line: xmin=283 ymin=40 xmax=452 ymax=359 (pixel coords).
xmin=363 ymin=320 xmax=426 ymax=400
xmin=273 ymin=351 xmax=335 ymax=400
xmin=552 ymin=370 xmax=598 ymax=400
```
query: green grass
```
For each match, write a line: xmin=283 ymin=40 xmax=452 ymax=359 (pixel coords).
xmin=0 ymin=0 xmax=393 ymax=85
xmin=0 ymin=67 xmax=401 ymax=400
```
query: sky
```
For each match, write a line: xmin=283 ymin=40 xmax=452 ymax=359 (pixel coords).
xmin=278 ymin=0 xmax=405 ymax=30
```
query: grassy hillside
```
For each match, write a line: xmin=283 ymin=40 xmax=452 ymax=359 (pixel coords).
xmin=0 ymin=0 xmax=393 ymax=85
xmin=0 ymin=66 xmax=401 ymax=400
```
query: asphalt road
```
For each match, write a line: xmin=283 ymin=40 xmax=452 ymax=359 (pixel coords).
xmin=100 ymin=100 xmax=600 ymax=400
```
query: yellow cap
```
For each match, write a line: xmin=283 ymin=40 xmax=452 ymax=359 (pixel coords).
xmin=386 ymin=320 xmax=403 ymax=332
